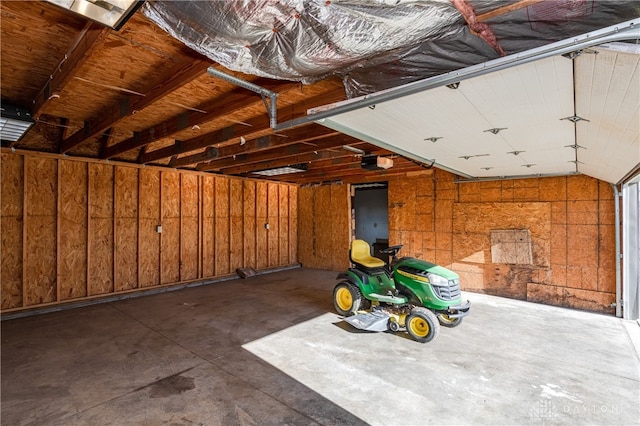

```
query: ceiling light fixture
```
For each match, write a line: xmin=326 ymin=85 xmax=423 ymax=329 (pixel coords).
xmin=565 ymin=144 xmax=586 ymax=149
xmin=252 ymin=164 xmax=307 ymax=176
xmin=507 ymin=150 xmax=525 ymax=156
xmin=0 ymin=104 xmax=35 ymax=143
xmin=342 ymin=145 xmax=365 ymax=155
xmin=44 ymin=0 xmax=143 ymax=30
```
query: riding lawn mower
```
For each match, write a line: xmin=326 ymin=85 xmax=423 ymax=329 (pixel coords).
xmin=334 ymin=240 xmax=471 ymax=343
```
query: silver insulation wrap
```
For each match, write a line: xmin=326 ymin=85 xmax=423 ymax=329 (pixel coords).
xmin=144 ymin=1 xmax=640 ymax=97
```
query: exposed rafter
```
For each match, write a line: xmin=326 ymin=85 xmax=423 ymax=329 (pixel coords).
xmin=32 ymin=22 xmax=110 ymax=119
xmin=103 ymin=79 xmax=300 ymax=159
xmin=59 ymin=59 xmax=211 ymax=154
xmin=141 ymin=88 xmax=347 ymax=164
xmin=170 ymin=124 xmax=337 ymax=168
xmin=196 ymin=134 xmax=361 ymax=172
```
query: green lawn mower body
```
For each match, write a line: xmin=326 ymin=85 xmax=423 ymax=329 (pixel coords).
xmin=334 ymin=240 xmax=470 ymax=343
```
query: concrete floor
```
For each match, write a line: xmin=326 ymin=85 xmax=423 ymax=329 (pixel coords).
xmin=1 ymin=268 xmax=639 ymax=426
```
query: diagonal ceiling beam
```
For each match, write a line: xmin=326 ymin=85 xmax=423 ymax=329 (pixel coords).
xmin=170 ymin=124 xmax=337 ymax=168
xmin=103 ymin=79 xmax=300 ymax=159
xmin=196 ymin=134 xmax=362 ymax=172
xmin=59 ymin=58 xmax=211 ymax=154
xmin=32 ymin=22 xmax=110 ymax=119
xmin=140 ymin=87 xmax=347 ymax=164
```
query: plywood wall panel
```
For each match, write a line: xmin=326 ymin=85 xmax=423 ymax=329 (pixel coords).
xmin=279 ymin=185 xmax=290 ymax=266
xmin=243 ymin=181 xmax=256 ymax=268
xmin=256 ymin=181 xmax=268 ymax=269
xmin=201 ymin=176 xmax=215 ymax=277
xmin=114 ymin=167 xmax=138 ymax=291
xmin=24 ymin=158 xmax=57 ymax=305
xmin=313 ymin=185 xmax=332 ymax=268
xmin=331 ymin=184 xmax=350 ymax=271
xmin=215 ymin=178 xmax=230 ymax=274
xmin=268 ymin=183 xmax=280 ymax=266
xmin=88 ymin=163 xmax=113 ymax=295
xmin=1 ymin=154 xmax=23 ymax=309
xmin=138 ymin=168 xmax=160 ymax=287
xmin=161 ymin=172 xmax=180 ymax=284
xmin=181 ymin=174 xmax=199 ymax=281
xmin=59 ymin=161 xmax=88 ymax=300
xmin=289 ymin=186 xmax=298 ymax=264
xmin=229 ymin=179 xmax=244 ymax=270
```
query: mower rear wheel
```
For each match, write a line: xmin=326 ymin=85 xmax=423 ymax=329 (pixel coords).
xmin=438 ymin=314 xmax=463 ymax=328
xmin=333 ymin=282 xmax=363 ymax=316
xmin=406 ymin=308 xmax=440 ymax=343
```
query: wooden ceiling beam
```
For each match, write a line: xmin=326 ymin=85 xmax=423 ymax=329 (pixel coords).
xmin=170 ymin=124 xmax=337 ymax=168
xmin=476 ymin=0 xmax=543 ymax=22
xmin=140 ymin=87 xmax=347 ymax=164
xmin=197 ymin=134 xmax=362 ymax=172
xmin=59 ymin=58 xmax=211 ymax=154
xmin=292 ymin=162 xmax=425 ymax=185
xmin=32 ymin=22 xmax=110 ymax=119
xmin=103 ymin=79 xmax=300 ymax=159
xmin=222 ymin=149 xmax=356 ymax=175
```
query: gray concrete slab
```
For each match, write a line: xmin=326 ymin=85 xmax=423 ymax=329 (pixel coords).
xmin=2 ymin=268 xmax=639 ymax=425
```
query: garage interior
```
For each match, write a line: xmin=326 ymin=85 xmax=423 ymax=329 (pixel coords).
xmin=1 ymin=1 xmax=639 ymax=424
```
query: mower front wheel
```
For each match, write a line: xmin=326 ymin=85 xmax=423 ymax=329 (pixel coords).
xmin=333 ymin=282 xmax=364 ymax=316
xmin=438 ymin=314 xmax=463 ymax=328
xmin=406 ymin=307 xmax=440 ymax=343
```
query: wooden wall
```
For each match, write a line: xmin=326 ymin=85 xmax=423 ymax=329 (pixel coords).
xmin=0 ymin=152 xmax=297 ymax=312
xmin=298 ymin=183 xmax=350 ymax=271
xmin=297 ymin=170 xmax=617 ymax=314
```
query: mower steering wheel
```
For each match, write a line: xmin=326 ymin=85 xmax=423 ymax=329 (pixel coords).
xmin=380 ymin=245 xmax=403 ymax=257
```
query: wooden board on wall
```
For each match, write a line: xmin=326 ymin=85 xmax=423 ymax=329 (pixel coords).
xmin=181 ymin=174 xmax=199 ymax=281
xmin=243 ymin=180 xmax=256 ymax=268
xmin=289 ymin=186 xmax=298 ymax=264
xmin=88 ymin=163 xmax=114 ymax=296
xmin=115 ymin=166 xmax=138 ymax=291
xmin=267 ymin=183 xmax=280 ymax=266
xmin=279 ymin=185 xmax=289 ymax=266
xmin=1 ymin=154 xmax=23 ymax=309
xmin=297 ymin=187 xmax=313 ymax=266
xmin=256 ymin=181 xmax=268 ymax=269
xmin=229 ymin=179 xmax=244 ymax=270
xmin=215 ymin=177 xmax=230 ymax=275
xmin=313 ymin=185 xmax=332 ymax=269
xmin=59 ymin=160 xmax=88 ymax=300
xmin=139 ymin=168 xmax=160 ymax=287
xmin=201 ymin=175 xmax=215 ymax=278
xmin=161 ymin=171 xmax=180 ymax=284
xmin=25 ymin=157 xmax=57 ymax=305
xmin=331 ymin=184 xmax=349 ymax=271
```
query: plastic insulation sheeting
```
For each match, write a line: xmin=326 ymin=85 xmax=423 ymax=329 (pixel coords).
xmin=143 ymin=0 xmax=640 ymax=97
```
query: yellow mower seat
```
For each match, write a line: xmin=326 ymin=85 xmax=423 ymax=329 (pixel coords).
xmin=350 ymin=239 xmax=385 ymax=270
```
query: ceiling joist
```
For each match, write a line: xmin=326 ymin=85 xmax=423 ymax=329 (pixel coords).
xmin=32 ymin=21 xmax=110 ymax=119
xmin=103 ymin=79 xmax=300 ymax=159
xmin=59 ymin=58 xmax=211 ymax=154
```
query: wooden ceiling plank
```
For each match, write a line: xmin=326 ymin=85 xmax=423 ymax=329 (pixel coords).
xmin=32 ymin=22 xmax=110 ymax=119
xmin=292 ymin=163 xmax=424 ymax=185
xmin=140 ymin=87 xmax=347 ymax=164
xmin=59 ymin=59 xmax=211 ymax=154
xmin=103 ymin=79 xmax=300 ymax=159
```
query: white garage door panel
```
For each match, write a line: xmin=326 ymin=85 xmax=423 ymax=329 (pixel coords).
xmin=576 ymin=47 xmax=640 ymax=183
xmin=319 ymin=47 xmax=638 ymax=183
